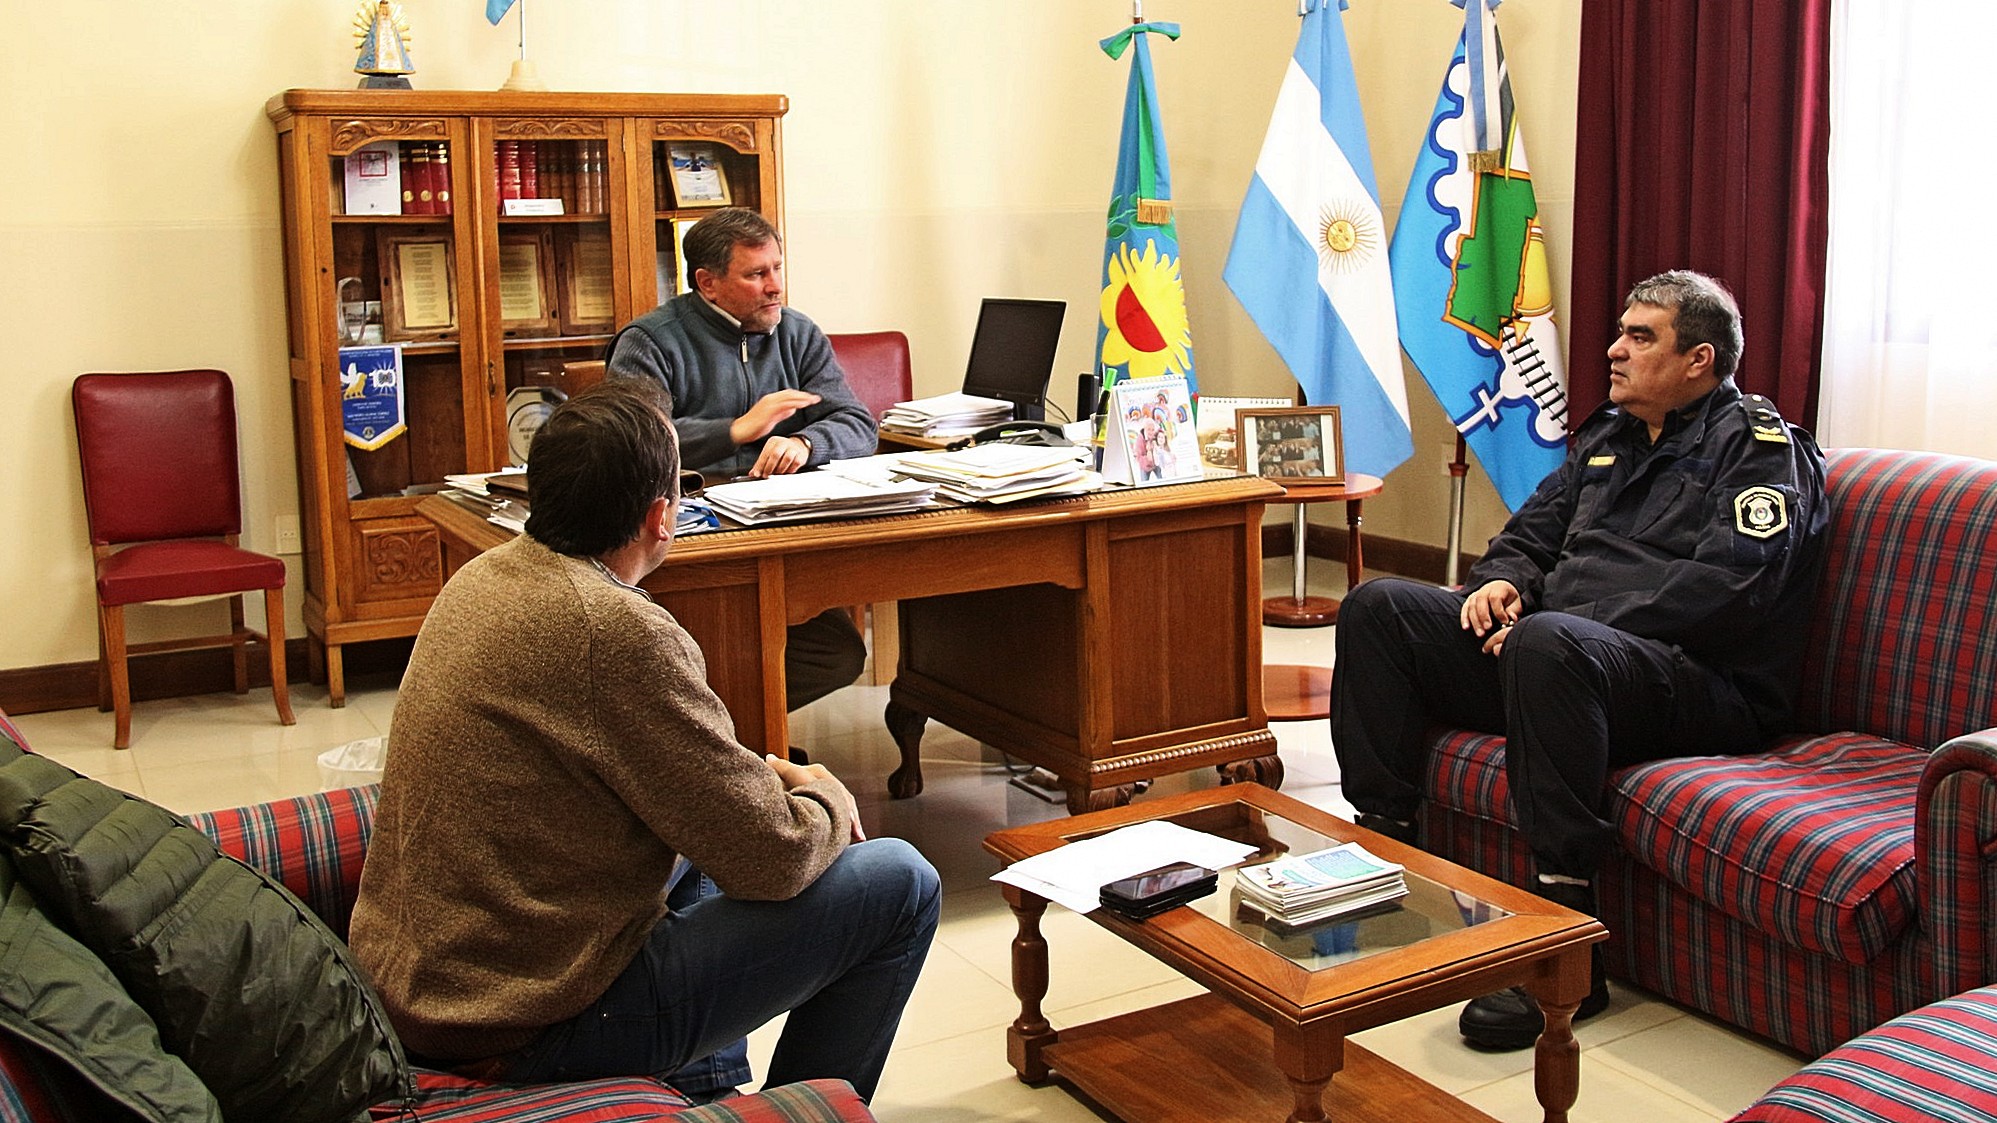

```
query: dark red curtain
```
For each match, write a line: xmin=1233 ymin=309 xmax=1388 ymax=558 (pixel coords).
xmin=1568 ymin=1 xmax=1832 ymax=427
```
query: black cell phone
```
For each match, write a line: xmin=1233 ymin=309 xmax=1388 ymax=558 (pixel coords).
xmin=1099 ymin=861 xmax=1218 ymax=919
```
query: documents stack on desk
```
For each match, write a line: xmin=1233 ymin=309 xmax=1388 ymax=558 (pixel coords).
xmin=1234 ymin=842 xmax=1408 ymax=926
xmin=879 ymin=392 xmax=1013 ymax=439
xmin=888 ymin=443 xmax=1100 ymax=504
xmin=699 ymin=470 xmax=938 ymax=526
xmin=441 ymin=470 xmax=530 ymax=533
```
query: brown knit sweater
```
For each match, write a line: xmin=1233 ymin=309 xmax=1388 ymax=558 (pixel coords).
xmin=349 ymin=534 xmax=852 ymax=1061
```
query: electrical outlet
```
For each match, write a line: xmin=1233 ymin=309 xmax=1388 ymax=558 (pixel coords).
xmin=274 ymin=515 xmax=303 ymax=555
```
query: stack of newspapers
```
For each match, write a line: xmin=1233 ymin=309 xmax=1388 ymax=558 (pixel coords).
xmin=889 ymin=444 xmax=1099 ymax=503
xmin=1235 ymin=842 xmax=1409 ymax=926
xmin=880 ymin=392 xmax=1014 ymax=439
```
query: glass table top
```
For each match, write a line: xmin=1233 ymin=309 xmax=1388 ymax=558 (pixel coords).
xmin=1074 ymin=799 xmax=1511 ymax=972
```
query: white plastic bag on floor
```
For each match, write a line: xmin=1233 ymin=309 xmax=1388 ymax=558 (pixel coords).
xmin=318 ymin=735 xmax=387 ymax=779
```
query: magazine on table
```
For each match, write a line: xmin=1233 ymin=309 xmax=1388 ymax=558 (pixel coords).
xmin=1235 ymin=841 xmax=1408 ymax=923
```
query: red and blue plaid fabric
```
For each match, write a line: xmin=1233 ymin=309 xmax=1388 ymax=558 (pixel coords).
xmin=1613 ymin=733 xmax=1924 ymax=964
xmin=186 ymin=784 xmax=379 ymax=941
xmin=1792 ymin=450 xmax=1997 ymax=749
xmin=655 ymin=1081 xmax=869 ymax=1123
xmin=368 ymin=1068 xmax=693 ymax=1121
xmin=1731 ymin=984 xmax=1997 ymax=1122
xmin=0 ymin=1036 xmax=93 ymax=1123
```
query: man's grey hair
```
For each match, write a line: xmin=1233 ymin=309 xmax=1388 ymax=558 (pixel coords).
xmin=1625 ymin=270 xmax=1744 ymax=381
xmin=681 ymin=207 xmax=780 ymax=290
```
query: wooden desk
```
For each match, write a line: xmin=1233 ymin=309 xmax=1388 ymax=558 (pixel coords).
xmin=419 ymin=475 xmax=1285 ymax=814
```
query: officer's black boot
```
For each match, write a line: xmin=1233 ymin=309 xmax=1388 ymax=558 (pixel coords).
xmin=1458 ymin=879 xmax=1610 ymax=1051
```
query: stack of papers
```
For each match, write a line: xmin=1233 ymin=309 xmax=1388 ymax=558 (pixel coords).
xmin=700 ymin=471 xmax=938 ymax=526
xmin=442 ymin=468 xmax=526 ymax=496
xmin=1235 ymin=842 xmax=1409 ymax=926
xmin=889 ymin=444 xmax=1100 ymax=504
xmin=880 ymin=392 xmax=1014 ymax=438
xmin=989 ymin=820 xmax=1256 ymax=914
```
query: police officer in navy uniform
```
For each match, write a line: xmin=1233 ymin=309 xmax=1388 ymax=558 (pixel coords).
xmin=1329 ymin=270 xmax=1830 ymax=1051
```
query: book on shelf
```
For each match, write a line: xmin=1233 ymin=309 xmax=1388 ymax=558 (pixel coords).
xmin=432 ymin=142 xmax=452 ymax=214
xmin=519 ymin=140 xmax=540 ymax=200
xmin=1234 ymin=842 xmax=1409 ymax=926
xmin=497 ymin=139 xmax=522 ymax=202
xmin=343 ymin=139 xmax=402 ymax=215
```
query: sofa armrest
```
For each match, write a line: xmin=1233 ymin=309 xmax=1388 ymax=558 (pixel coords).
xmin=1915 ymin=728 xmax=1997 ymax=993
xmin=666 ymin=1080 xmax=875 ymax=1122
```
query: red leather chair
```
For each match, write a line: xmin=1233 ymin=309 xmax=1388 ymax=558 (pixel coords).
xmin=72 ymin=370 xmax=295 ymax=749
xmin=826 ymin=331 xmax=913 ymax=420
xmin=825 ymin=332 xmax=913 ymax=683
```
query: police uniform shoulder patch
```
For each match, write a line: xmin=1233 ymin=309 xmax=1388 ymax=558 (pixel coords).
xmin=1741 ymin=393 xmax=1790 ymax=444
xmin=1734 ymin=486 xmax=1788 ymax=539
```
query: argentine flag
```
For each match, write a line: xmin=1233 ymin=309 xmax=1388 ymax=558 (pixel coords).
xmin=1224 ymin=0 xmax=1411 ymax=478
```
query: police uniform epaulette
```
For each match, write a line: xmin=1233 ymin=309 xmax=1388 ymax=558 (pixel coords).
xmin=1741 ymin=393 xmax=1790 ymax=444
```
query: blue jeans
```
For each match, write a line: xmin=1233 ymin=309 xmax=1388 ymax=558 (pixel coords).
xmin=500 ymin=838 xmax=939 ymax=1102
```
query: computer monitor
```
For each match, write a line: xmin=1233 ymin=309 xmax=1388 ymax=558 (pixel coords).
xmin=960 ymin=298 xmax=1066 ymax=422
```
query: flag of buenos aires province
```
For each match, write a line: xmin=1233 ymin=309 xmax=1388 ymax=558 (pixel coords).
xmin=1223 ymin=0 xmax=1411 ymax=478
xmin=1389 ymin=0 xmax=1568 ymax=511
xmin=1097 ymin=21 xmax=1197 ymax=397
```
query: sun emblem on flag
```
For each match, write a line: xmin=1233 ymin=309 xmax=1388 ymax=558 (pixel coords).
xmin=1099 ymin=239 xmax=1193 ymax=379
xmin=1316 ymin=200 xmax=1382 ymax=274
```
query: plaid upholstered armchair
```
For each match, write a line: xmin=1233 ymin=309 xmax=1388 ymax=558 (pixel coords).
xmin=1411 ymin=448 xmax=1997 ymax=1057
xmin=0 ymin=708 xmax=876 ymax=1123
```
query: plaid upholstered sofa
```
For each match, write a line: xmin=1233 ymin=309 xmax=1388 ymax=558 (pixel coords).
xmin=1413 ymin=448 xmax=1997 ymax=1057
xmin=0 ymin=708 xmax=876 ymax=1123
xmin=1730 ymin=983 xmax=1997 ymax=1121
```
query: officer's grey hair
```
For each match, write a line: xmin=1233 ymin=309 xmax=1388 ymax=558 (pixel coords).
xmin=682 ymin=207 xmax=781 ymax=291
xmin=1626 ymin=271 xmax=1744 ymax=381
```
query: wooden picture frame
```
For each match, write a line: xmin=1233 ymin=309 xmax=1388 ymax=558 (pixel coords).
xmin=1238 ymin=406 xmax=1344 ymax=484
xmin=555 ymin=228 xmax=615 ymax=336
xmin=376 ymin=231 xmax=457 ymax=342
xmin=496 ymin=228 xmax=558 ymax=337
xmin=666 ymin=143 xmax=732 ymax=207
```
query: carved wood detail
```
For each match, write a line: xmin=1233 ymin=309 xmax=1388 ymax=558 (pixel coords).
xmin=495 ymin=117 xmax=608 ymax=140
xmin=652 ymin=120 xmax=759 ymax=153
xmin=330 ymin=118 xmax=449 ymax=155
xmin=358 ymin=526 xmax=443 ymax=599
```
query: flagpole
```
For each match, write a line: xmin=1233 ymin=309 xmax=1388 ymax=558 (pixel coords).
xmin=1445 ymin=436 xmax=1467 ymax=586
xmin=501 ymin=0 xmax=548 ymax=91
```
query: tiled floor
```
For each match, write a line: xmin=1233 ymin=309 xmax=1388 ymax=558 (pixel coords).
xmin=11 ymin=557 xmax=1805 ymax=1121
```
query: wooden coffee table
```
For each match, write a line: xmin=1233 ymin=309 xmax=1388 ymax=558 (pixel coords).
xmin=985 ymin=784 xmax=1607 ymax=1123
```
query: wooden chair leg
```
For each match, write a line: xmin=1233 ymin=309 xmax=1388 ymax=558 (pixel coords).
xmin=264 ymin=587 xmax=295 ymax=727
xmin=94 ymin=608 xmax=113 ymax=713
xmin=100 ymin=602 xmax=132 ymax=749
xmin=229 ymin=595 xmax=250 ymax=694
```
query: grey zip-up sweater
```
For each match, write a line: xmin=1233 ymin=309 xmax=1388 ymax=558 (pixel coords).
xmin=606 ymin=294 xmax=876 ymax=477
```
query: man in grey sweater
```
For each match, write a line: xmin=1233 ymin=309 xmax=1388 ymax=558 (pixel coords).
xmin=608 ymin=207 xmax=874 ymax=712
xmin=351 ymin=381 xmax=939 ymax=1102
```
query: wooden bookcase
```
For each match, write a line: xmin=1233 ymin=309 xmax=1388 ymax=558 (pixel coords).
xmin=267 ymin=90 xmax=787 ymax=705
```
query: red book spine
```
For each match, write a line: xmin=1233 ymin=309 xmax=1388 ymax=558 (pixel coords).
xmin=554 ymin=144 xmax=573 ymax=211
xmin=497 ymin=140 xmax=522 ymax=204
xmin=432 ymin=143 xmax=452 ymax=215
xmin=519 ymin=140 xmax=540 ymax=199
xmin=589 ymin=140 xmax=607 ymax=214
xmin=399 ymin=141 xmax=422 ymax=214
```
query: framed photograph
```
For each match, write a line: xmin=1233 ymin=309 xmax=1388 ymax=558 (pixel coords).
xmin=376 ymin=232 xmax=457 ymax=342
xmin=556 ymin=229 xmax=615 ymax=336
xmin=666 ymin=143 xmax=732 ymax=207
xmin=1195 ymin=396 xmax=1291 ymax=470
xmin=497 ymin=228 xmax=558 ymax=337
xmin=1238 ymin=406 xmax=1344 ymax=484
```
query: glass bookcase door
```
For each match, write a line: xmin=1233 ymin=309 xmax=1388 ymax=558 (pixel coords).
xmin=326 ymin=129 xmax=475 ymax=505
xmin=648 ymin=136 xmax=764 ymax=306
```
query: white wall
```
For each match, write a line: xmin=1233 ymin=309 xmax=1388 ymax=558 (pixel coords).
xmin=0 ymin=0 xmax=1582 ymax=672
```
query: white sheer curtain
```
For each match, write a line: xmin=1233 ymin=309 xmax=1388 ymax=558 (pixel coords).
xmin=1819 ymin=3 xmax=1997 ymax=457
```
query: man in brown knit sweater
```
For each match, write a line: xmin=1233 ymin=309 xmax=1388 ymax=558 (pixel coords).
xmin=349 ymin=381 xmax=939 ymax=1102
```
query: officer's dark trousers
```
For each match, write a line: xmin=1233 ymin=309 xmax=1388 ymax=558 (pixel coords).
xmin=1330 ymin=578 xmax=1764 ymax=879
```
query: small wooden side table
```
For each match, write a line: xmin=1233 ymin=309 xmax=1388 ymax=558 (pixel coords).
xmin=1263 ymin=472 xmax=1384 ymax=628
